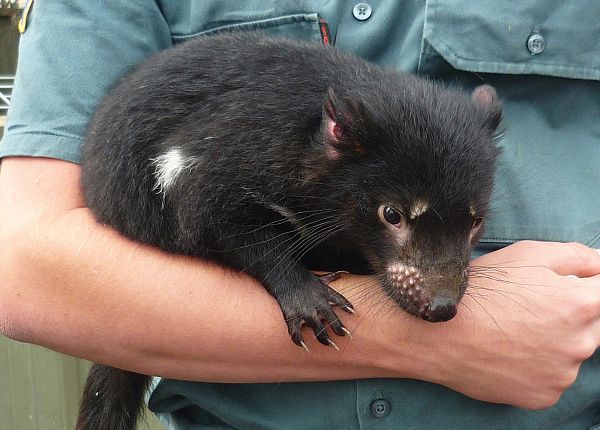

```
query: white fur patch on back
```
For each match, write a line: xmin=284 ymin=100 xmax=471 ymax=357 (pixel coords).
xmin=151 ymin=147 xmax=196 ymax=195
xmin=410 ymin=199 xmax=429 ymax=219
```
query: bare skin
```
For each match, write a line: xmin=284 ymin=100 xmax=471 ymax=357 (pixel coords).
xmin=1 ymin=156 xmax=599 ymax=410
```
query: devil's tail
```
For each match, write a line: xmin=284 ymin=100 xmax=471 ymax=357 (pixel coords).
xmin=76 ymin=364 xmax=151 ymax=430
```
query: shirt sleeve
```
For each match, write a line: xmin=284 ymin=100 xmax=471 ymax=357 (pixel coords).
xmin=0 ymin=0 xmax=172 ymax=163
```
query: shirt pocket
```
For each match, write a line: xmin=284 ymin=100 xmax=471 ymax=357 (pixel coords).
xmin=419 ymin=0 xmax=600 ymax=249
xmin=162 ymin=1 xmax=326 ymax=45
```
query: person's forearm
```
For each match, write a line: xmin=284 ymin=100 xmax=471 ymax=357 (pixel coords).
xmin=0 ymin=157 xmax=416 ymax=382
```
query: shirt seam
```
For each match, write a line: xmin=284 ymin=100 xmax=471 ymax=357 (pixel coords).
xmin=355 ymin=379 xmax=363 ymax=430
xmin=3 ymin=130 xmax=83 ymax=142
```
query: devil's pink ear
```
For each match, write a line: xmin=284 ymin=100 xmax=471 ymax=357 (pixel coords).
xmin=471 ymin=84 xmax=502 ymax=132
xmin=324 ymin=87 xmax=340 ymax=122
xmin=322 ymin=88 xmax=368 ymax=160
xmin=324 ymin=89 xmax=345 ymax=142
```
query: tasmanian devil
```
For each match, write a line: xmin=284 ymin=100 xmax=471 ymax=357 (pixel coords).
xmin=77 ymin=33 xmax=502 ymax=430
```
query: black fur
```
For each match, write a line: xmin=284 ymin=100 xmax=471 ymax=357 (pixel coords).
xmin=76 ymin=367 xmax=150 ymax=430
xmin=79 ymin=33 xmax=501 ymax=429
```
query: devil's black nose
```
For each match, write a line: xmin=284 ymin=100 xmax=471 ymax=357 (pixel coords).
xmin=421 ymin=297 xmax=458 ymax=322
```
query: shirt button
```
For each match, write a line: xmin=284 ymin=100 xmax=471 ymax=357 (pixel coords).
xmin=353 ymin=3 xmax=372 ymax=21
xmin=370 ymin=399 xmax=391 ymax=418
xmin=527 ymin=31 xmax=545 ymax=55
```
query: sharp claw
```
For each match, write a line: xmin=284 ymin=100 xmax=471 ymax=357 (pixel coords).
xmin=344 ymin=306 xmax=356 ymax=314
xmin=300 ymin=341 xmax=310 ymax=353
xmin=320 ymin=270 xmax=349 ymax=284
xmin=328 ymin=339 xmax=340 ymax=351
xmin=341 ymin=327 xmax=353 ymax=338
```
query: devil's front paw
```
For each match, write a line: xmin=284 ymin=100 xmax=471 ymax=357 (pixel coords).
xmin=280 ymin=272 xmax=354 ymax=351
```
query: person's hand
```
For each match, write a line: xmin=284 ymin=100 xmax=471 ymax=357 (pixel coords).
xmin=392 ymin=241 xmax=600 ymax=409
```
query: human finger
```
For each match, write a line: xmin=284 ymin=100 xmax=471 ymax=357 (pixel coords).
xmin=519 ymin=242 xmax=600 ymax=278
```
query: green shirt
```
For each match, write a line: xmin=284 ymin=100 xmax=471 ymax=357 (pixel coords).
xmin=2 ymin=1 xmax=599 ymax=429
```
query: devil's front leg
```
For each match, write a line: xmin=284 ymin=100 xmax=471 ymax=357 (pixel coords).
xmin=212 ymin=224 xmax=354 ymax=350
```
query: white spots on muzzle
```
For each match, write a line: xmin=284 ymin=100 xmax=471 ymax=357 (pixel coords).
xmin=151 ymin=147 xmax=196 ymax=196
xmin=410 ymin=199 xmax=428 ymax=219
xmin=387 ymin=263 xmax=419 ymax=278
xmin=387 ymin=263 xmax=425 ymax=304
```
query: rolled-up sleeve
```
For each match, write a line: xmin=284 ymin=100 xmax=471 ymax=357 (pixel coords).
xmin=0 ymin=0 xmax=172 ymax=163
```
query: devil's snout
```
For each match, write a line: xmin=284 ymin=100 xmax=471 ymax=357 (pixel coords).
xmin=420 ymin=296 xmax=458 ymax=322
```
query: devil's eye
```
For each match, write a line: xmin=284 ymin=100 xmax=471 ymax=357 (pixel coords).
xmin=383 ymin=206 xmax=402 ymax=225
xmin=473 ymin=217 xmax=483 ymax=229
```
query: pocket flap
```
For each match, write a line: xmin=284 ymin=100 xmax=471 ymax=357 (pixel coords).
xmin=171 ymin=13 xmax=323 ymax=44
xmin=424 ymin=1 xmax=600 ymax=80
